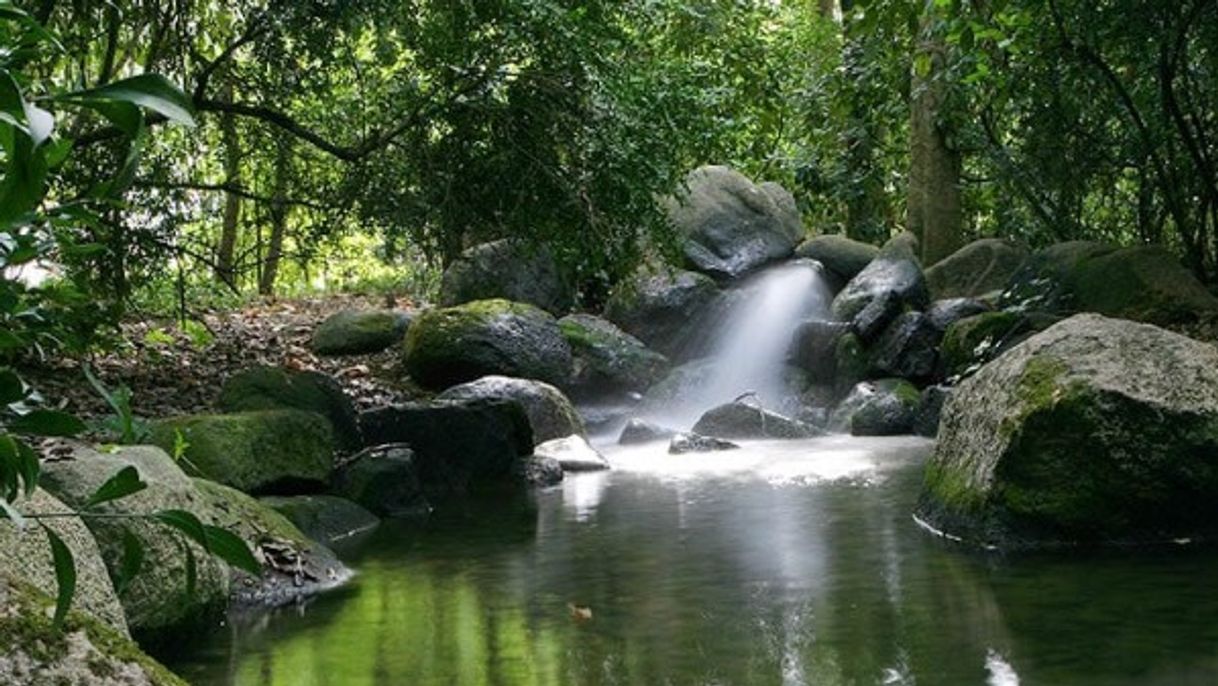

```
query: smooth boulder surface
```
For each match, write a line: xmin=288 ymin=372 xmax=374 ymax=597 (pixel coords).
xmin=669 ymin=433 xmax=741 ymax=454
xmin=794 ymin=234 xmax=879 ymax=283
xmin=438 ymin=238 xmax=573 ymax=315
xmin=360 ymin=399 xmax=534 ymax=499
xmin=261 ymin=495 xmax=380 ymax=546
xmin=558 ymin=313 xmax=670 ymax=398
xmin=921 ymin=314 xmax=1218 ymax=547
xmin=830 ymin=379 xmax=921 ymax=436
xmin=832 ymin=232 xmax=929 ymax=321
xmin=868 ymin=312 xmax=942 ymax=382
xmin=330 ymin=443 xmax=428 ymax=517
xmin=310 ymin=308 xmax=411 ymax=356
xmin=402 ymin=299 xmax=572 ymax=389
xmin=691 ymin=402 xmax=818 ymax=439
xmin=925 ymin=238 xmax=1029 ymax=300
xmin=666 ymin=165 xmax=803 ymax=278
xmin=535 ymin=435 xmax=611 ymax=472
xmin=604 ymin=267 xmax=720 ymax=359
xmin=618 ymin=418 xmax=678 ymax=445
xmin=151 ymin=409 xmax=335 ymax=494
xmin=788 ymin=319 xmax=850 ymax=384
xmin=218 ymin=366 xmax=361 ymax=451
xmin=436 ymin=375 xmax=585 ymax=444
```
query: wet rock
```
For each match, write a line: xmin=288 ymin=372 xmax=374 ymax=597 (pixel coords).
xmin=691 ymin=401 xmax=819 ymax=439
xmin=851 ymin=290 xmax=903 ymax=344
xmin=535 ymin=435 xmax=611 ymax=472
xmin=939 ymin=311 xmax=1035 ymax=379
xmin=260 ymin=495 xmax=380 ymax=546
xmin=668 ymin=433 xmax=741 ymax=454
xmin=912 ymin=385 xmax=951 ymax=438
xmin=926 ymin=298 xmax=992 ymax=332
xmin=218 ymin=365 xmax=361 ymax=451
xmin=437 ymin=375 xmax=585 ymax=444
xmin=604 ymin=267 xmax=720 ymax=359
xmin=868 ymin=312 xmax=942 ymax=382
xmin=558 ymin=313 xmax=670 ymax=399
xmin=438 ymin=238 xmax=573 ymax=315
xmin=330 ymin=444 xmax=429 ymax=517
xmin=794 ymin=234 xmax=879 ymax=283
xmin=788 ymin=319 xmax=850 ymax=384
xmin=920 ymin=314 xmax=1218 ymax=547
xmin=666 ymin=165 xmax=803 ymax=279
xmin=517 ymin=455 xmax=564 ymax=487
xmin=402 ymin=299 xmax=572 ymax=389
xmin=925 ymin=238 xmax=1029 ymax=300
xmin=618 ymin=418 xmax=678 ymax=445
xmin=310 ymin=308 xmax=412 ymax=356
xmin=833 ymin=333 xmax=869 ymax=396
xmin=831 ymin=232 xmax=929 ymax=321
xmin=830 ymin=379 xmax=921 ymax=436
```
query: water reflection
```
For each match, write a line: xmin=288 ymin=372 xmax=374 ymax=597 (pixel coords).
xmin=169 ymin=437 xmax=1218 ymax=686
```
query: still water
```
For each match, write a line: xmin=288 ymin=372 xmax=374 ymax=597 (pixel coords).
xmin=169 ymin=436 xmax=1218 ymax=686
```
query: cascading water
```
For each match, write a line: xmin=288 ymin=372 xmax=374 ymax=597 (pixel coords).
xmin=648 ymin=259 xmax=834 ymax=428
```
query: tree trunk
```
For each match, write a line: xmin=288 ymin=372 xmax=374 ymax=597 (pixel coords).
xmin=908 ymin=0 xmax=963 ymax=266
xmin=258 ymin=138 xmax=292 ymax=296
xmin=215 ymin=89 xmax=241 ymax=289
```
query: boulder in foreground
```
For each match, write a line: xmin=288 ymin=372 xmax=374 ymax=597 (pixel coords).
xmin=436 ymin=375 xmax=584 ymax=444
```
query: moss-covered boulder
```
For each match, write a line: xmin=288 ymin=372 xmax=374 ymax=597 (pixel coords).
xmin=920 ymin=314 xmax=1218 ymax=547
xmin=218 ymin=366 xmax=360 ymax=451
xmin=330 ymin=444 xmax=429 ymax=517
xmin=0 ymin=575 xmax=186 ymax=686
xmin=939 ymin=311 xmax=1034 ymax=379
xmin=831 ymin=232 xmax=929 ymax=321
xmin=0 ymin=489 xmax=128 ymax=636
xmin=925 ymin=238 xmax=1029 ymax=300
xmin=438 ymin=238 xmax=573 ymax=315
xmin=794 ymin=234 xmax=879 ymax=284
xmin=830 ymin=379 xmax=921 ymax=436
xmin=604 ymin=267 xmax=721 ymax=359
xmin=558 ymin=314 xmax=670 ymax=399
xmin=261 ymin=495 xmax=379 ymax=546
xmin=402 ymin=299 xmax=572 ymax=390
xmin=436 ymin=375 xmax=584 ymax=444
xmin=310 ymin=308 xmax=411 ymax=356
xmin=150 ymin=410 xmax=334 ymax=495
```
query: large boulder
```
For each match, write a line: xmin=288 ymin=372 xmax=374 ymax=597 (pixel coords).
xmin=310 ymin=308 xmax=411 ymax=356
xmin=438 ymin=238 xmax=573 ymax=315
xmin=0 ymin=489 xmax=128 ymax=635
xmin=402 ymin=299 xmax=572 ymax=389
xmin=939 ymin=311 xmax=1036 ymax=379
xmin=830 ymin=379 xmax=921 ymax=436
xmin=0 ymin=575 xmax=187 ymax=686
xmin=832 ymin=232 xmax=929 ymax=321
xmin=150 ymin=410 xmax=335 ymax=495
xmin=558 ymin=314 xmax=670 ymax=399
xmin=534 ymin=435 xmax=610 ymax=472
xmin=868 ymin=312 xmax=942 ymax=382
xmin=794 ymin=234 xmax=879 ymax=284
xmin=666 ymin=165 xmax=803 ymax=279
xmin=921 ymin=314 xmax=1218 ymax=547
xmin=359 ymin=399 xmax=534 ymax=500
xmin=217 ymin=366 xmax=361 ymax=451
xmin=436 ymin=375 xmax=585 ymax=444
xmin=788 ymin=319 xmax=851 ymax=384
xmin=925 ymin=238 xmax=1029 ymax=300
xmin=330 ymin=444 xmax=429 ymax=517
xmin=691 ymin=402 xmax=818 ymax=439
xmin=260 ymin=495 xmax=379 ymax=546
xmin=604 ymin=267 xmax=720 ymax=359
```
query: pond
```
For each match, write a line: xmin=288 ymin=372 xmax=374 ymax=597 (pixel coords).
xmin=167 ymin=436 xmax=1218 ymax=685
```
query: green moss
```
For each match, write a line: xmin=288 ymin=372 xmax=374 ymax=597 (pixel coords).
xmin=922 ymin=460 xmax=986 ymax=514
xmin=833 ymin=333 xmax=868 ymax=394
xmin=940 ymin=311 xmax=1027 ymax=377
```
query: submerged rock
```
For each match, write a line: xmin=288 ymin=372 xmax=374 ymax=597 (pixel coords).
xmin=830 ymin=379 xmax=921 ymax=436
xmin=831 ymin=232 xmax=929 ymax=321
xmin=535 ymin=435 xmax=610 ymax=472
xmin=438 ymin=238 xmax=573 ymax=315
xmin=261 ymin=495 xmax=380 ymax=546
xmin=310 ymin=308 xmax=411 ymax=356
xmin=330 ymin=444 xmax=429 ymax=517
xmin=668 ymin=433 xmax=741 ymax=454
xmin=925 ymin=238 xmax=1029 ymax=300
xmin=218 ymin=366 xmax=361 ymax=451
xmin=618 ymin=418 xmax=678 ymax=445
xmin=402 ymin=299 xmax=572 ymax=390
xmin=559 ymin=313 xmax=670 ymax=399
xmin=691 ymin=401 xmax=818 ymax=439
xmin=921 ymin=314 xmax=1218 ymax=547
xmin=436 ymin=375 xmax=585 ymax=444
xmin=794 ymin=234 xmax=879 ymax=284
xmin=604 ymin=267 xmax=720 ymax=359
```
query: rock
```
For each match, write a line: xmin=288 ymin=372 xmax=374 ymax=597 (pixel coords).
xmin=926 ymin=297 xmax=992 ymax=332
xmin=868 ymin=312 xmax=942 ymax=382
xmin=558 ymin=314 xmax=670 ymax=399
xmin=833 ymin=333 xmax=869 ymax=396
xmin=851 ymin=291 xmax=902 ymax=344
xmin=618 ymin=418 xmax=678 ymax=445
xmin=438 ymin=238 xmax=573 ymax=315
xmin=0 ymin=575 xmax=187 ymax=686
xmin=516 ymin=455 xmax=564 ymax=487
xmin=310 ymin=308 xmax=411 ymax=356
xmin=150 ymin=410 xmax=335 ymax=495
xmin=939 ymin=311 xmax=1034 ymax=379
xmin=402 ymin=299 xmax=573 ymax=389
xmin=1000 ymin=241 xmax=1117 ymax=313
xmin=913 ymin=385 xmax=951 ymax=438
xmin=668 ymin=433 xmax=741 ymax=455
xmin=925 ymin=238 xmax=1029 ymax=299
xmin=788 ymin=319 xmax=850 ymax=384
xmin=359 ymin=399 xmax=534 ymax=500
xmin=831 ymin=232 xmax=929 ymax=321
xmin=830 ymin=379 xmax=921 ymax=436
xmin=0 ymin=489 xmax=128 ymax=635
xmin=604 ymin=267 xmax=720 ymax=359
xmin=920 ymin=313 xmax=1218 ymax=547
xmin=330 ymin=443 xmax=429 ymax=517
xmin=436 ymin=375 xmax=584 ymax=444
xmin=260 ymin=495 xmax=380 ymax=546
xmin=192 ymin=479 xmax=351 ymax=608
xmin=217 ymin=366 xmax=361 ymax=451
xmin=691 ymin=401 xmax=818 ymax=439
xmin=794 ymin=234 xmax=879 ymax=283
xmin=39 ymin=444 xmax=230 ymax=640
xmin=666 ymin=165 xmax=803 ymax=278
xmin=535 ymin=435 xmax=611 ymax=472
xmin=640 ymin=358 xmax=812 ymax=416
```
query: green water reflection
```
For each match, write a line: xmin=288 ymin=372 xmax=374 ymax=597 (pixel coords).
xmin=170 ymin=439 xmax=1218 ymax=685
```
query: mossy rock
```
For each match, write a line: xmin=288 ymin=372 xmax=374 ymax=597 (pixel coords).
xmin=330 ymin=444 xmax=428 ymax=517
xmin=833 ymin=332 xmax=868 ymax=396
xmin=830 ymin=379 xmax=921 ymax=436
xmin=603 ymin=267 xmax=721 ymax=359
xmin=151 ymin=410 xmax=335 ymax=494
xmin=218 ymin=366 xmax=361 ymax=451
xmin=261 ymin=495 xmax=379 ymax=546
xmin=310 ymin=308 xmax=411 ymax=356
xmin=558 ymin=313 xmax=670 ymax=399
xmin=436 ymin=375 xmax=585 ymax=445
xmin=794 ymin=234 xmax=879 ymax=283
xmin=939 ymin=311 xmax=1032 ymax=379
xmin=402 ymin=299 xmax=572 ymax=390
xmin=438 ymin=238 xmax=573 ymax=315
xmin=920 ymin=314 xmax=1218 ymax=548
xmin=925 ymin=238 xmax=1029 ymax=300
xmin=0 ymin=574 xmax=186 ymax=686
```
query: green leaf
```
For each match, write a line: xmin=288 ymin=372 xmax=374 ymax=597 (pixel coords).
xmin=0 ymin=368 xmax=25 ymax=404
xmin=114 ymin=528 xmax=143 ymax=595
xmin=0 ymin=433 xmax=21 ymax=500
xmin=15 ymin=438 xmax=38 ymax=497
xmin=62 ymin=74 xmax=195 ymax=127
xmin=201 ymin=525 xmax=261 ymax=575
xmin=8 ymin=409 xmax=86 ymax=436
xmin=44 ymin=526 xmax=76 ymax=628
xmin=182 ymin=539 xmax=196 ymax=598
xmin=84 ymin=465 xmax=146 ymax=509
xmin=154 ymin=509 xmax=208 ymax=547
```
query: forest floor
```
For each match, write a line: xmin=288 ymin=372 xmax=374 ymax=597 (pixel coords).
xmin=26 ymin=294 xmax=425 ymax=424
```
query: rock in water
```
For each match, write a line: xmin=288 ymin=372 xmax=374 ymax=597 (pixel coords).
xmin=830 ymin=379 xmax=921 ymax=436
xmin=310 ymin=308 xmax=412 ymax=356
xmin=330 ymin=444 xmax=429 ymax=517
xmin=218 ymin=366 xmax=362 ymax=451
xmin=402 ymin=299 xmax=573 ymax=390
xmin=438 ymin=238 xmax=573 ymax=315
xmin=912 ymin=385 xmax=952 ymax=438
xmin=920 ymin=314 xmax=1218 ymax=547
xmin=517 ymin=455 xmax=564 ymax=487
xmin=831 ymin=232 xmax=929 ymax=321
xmin=668 ymin=433 xmax=741 ymax=454
xmin=925 ymin=238 xmax=1029 ymax=300
xmin=666 ymin=165 xmax=803 ymax=279
xmin=436 ymin=375 xmax=585 ymax=444
xmin=794 ymin=234 xmax=879 ymax=284
xmin=604 ymin=267 xmax=720 ymax=359
xmin=558 ymin=314 xmax=670 ymax=399
xmin=618 ymin=418 xmax=678 ymax=445
xmin=692 ymin=401 xmax=818 ymax=439
xmin=261 ymin=495 xmax=380 ymax=546
xmin=535 ymin=435 xmax=611 ymax=472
